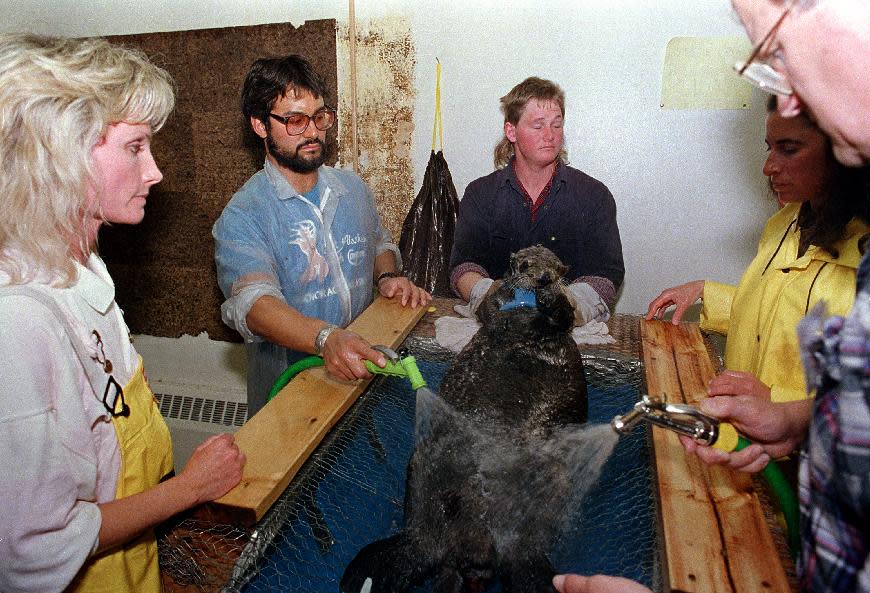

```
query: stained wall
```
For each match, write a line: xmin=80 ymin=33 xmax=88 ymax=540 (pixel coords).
xmin=100 ymin=21 xmax=338 ymax=342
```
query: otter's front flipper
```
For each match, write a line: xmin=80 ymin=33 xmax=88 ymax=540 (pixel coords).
xmin=534 ymin=285 xmax=575 ymax=332
xmin=340 ymin=533 xmax=431 ymax=593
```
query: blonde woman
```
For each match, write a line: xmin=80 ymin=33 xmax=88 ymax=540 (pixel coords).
xmin=0 ymin=34 xmax=245 ymax=593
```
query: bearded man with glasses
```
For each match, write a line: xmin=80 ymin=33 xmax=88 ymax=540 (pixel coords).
xmin=213 ymin=54 xmax=430 ymax=416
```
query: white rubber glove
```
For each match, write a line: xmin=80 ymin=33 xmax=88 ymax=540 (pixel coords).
xmin=453 ymin=277 xmax=494 ymax=319
xmin=563 ymin=282 xmax=610 ymax=325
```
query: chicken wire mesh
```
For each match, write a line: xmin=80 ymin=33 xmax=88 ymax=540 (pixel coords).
xmin=159 ymin=335 xmax=659 ymax=593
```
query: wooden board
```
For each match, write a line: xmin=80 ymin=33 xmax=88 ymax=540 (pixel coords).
xmin=205 ymin=296 xmax=428 ymax=525
xmin=641 ymin=319 xmax=792 ymax=593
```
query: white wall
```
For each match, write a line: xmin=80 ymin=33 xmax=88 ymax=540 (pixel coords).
xmin=1 ymin=0 xmax=776 ymax=404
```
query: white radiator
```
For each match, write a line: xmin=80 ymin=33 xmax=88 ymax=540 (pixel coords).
xmin=155 ymin=391 xmax=248 ymax=429
xmin=134 ymin=333 xmax=248 ymax=466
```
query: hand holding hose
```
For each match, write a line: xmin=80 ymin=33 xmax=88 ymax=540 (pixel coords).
xmin=708 ymin=369 xmax=771 ymax=401
xmin=680 ymin=395 xmax=811 ymax=472
xmin=321 ymin=329 xmax=386 ymax=381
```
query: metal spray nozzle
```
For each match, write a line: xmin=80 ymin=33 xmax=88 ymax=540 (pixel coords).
xmin=611 ymin=394 xmax=719 ymax=446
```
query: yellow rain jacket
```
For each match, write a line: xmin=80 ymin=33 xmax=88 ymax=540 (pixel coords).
xmin=701 ymin=202 xmax=870 ymax=402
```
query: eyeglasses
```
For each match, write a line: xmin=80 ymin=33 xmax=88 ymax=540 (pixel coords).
xmin=269 ymin=107 xmax=336 ymax=135
xmin=734 ymin=1 xmax=795 ymax=96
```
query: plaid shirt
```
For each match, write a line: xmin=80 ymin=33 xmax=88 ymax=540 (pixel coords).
xmin=797 ymin=251 xmax=870 ymax=593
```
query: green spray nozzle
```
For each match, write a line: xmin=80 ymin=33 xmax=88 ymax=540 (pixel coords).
xmin=365 ymin=355 xmax=427 ymax=391
xmin=268 ymin=346 xmax=428 ymax=403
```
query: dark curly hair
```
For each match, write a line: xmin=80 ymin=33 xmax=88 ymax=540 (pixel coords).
xmin=241 ymin=54 xmax=328 ymax=125
xmin=767 ymin=95 xmax=870 ymax=257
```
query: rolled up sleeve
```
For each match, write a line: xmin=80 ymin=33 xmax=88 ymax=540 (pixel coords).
xmin=213 ymin=204 xmax=286 ymax=341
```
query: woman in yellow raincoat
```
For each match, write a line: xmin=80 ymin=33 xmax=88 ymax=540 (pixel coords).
xmin=0 ymin=35 xmax=245 ymax=593
xmin=646 ymin=96 xmax=870 ymax=404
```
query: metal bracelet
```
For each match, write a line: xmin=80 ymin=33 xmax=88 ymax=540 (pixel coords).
xmin=314 ymin=324 xmax=339 ymax=355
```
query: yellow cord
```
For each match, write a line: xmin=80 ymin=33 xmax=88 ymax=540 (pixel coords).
xmin=431 ymin=59 xmax=443 ymax=152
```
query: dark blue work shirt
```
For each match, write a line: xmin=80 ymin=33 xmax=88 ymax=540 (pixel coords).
xmin=449 ymin=160 xmax=624 ymax=296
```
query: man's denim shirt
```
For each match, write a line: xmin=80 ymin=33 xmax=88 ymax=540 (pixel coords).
xmin=213 ymin=160 xmax=398 ymax=413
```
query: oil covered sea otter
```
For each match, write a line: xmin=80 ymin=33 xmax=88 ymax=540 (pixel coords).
xmin=341 ymin=245 xmax=616 ymax=593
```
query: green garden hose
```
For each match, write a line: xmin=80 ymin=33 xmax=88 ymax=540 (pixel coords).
xmin=268 ymin=355 xmax=325 ymax=401
xmin=734 ymin=435 xmax=800 ymax=559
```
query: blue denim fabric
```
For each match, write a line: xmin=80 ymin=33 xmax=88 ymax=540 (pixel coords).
xmin=213 ymin=160 xmax=398 ymax=415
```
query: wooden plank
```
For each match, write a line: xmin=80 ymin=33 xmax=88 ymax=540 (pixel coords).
xmin=206 ymin=296 xmax=428 ymax=525
xmin=672 ymin=327 xmax=789 ymax=592
xmin=641 ymin=319 xmax=792 ymax=593
xmin=642 ymin=320 xmax=732 ymax=593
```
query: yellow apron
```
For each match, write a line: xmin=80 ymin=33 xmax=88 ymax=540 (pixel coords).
xmin=67 ymin=356 xmax=174 ymax=593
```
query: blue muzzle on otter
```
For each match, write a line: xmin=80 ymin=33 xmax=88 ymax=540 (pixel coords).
xmin=499 ymin=288 xmax=537 ymax=311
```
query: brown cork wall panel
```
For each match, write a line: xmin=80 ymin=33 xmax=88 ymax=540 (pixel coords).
xmin=98 ymin=20 xmax=338 ymax=342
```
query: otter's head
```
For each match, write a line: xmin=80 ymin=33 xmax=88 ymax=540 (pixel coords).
xmin=508 ymin=245 xmax=568 ymax=290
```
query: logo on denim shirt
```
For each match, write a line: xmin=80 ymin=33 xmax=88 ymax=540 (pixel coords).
xmin=340 ymin=234 xmax=367 ymax=267
xmin=303 ymin=276 xmax=367 ymax=304
xmin=289 ymin=220 xmax=329 ymax=285
xmin=347 ymin=248 xmax=366 ymax=266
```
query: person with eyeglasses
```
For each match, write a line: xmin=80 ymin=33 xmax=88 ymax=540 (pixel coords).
xmin=213 ymin=54 xmax=431 ymax=417
xmin=555 ymin=2 xmax=870 ymax=592
xmin=0 ymin=34 xmax=245 ymax=593
xmin=734 ymin=0 xmax=870 ymax=169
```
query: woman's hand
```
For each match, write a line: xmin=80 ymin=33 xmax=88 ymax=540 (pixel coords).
xmin=378 ymin=275 xmax=432 ymax=308
xmin=178 ymin=433 xmax=246 ymax=504
xmin=645 ymin=280 xmax=704 ymax=325
xmin=98 ymin=433 xmax=246 ymax=551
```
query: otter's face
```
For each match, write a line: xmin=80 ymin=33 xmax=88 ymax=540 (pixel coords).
xmin=509 ymin=245 xmax=568 ymax=289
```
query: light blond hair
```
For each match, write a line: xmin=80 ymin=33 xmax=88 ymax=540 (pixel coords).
xmin=493 ymin=76 xmax=567 ymax=169
xmin=0 ymin=33 xmax=175 ymax=286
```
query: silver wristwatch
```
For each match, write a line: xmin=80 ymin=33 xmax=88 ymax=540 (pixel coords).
xmin=314 ymin=324 xmax=339 ymax=355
